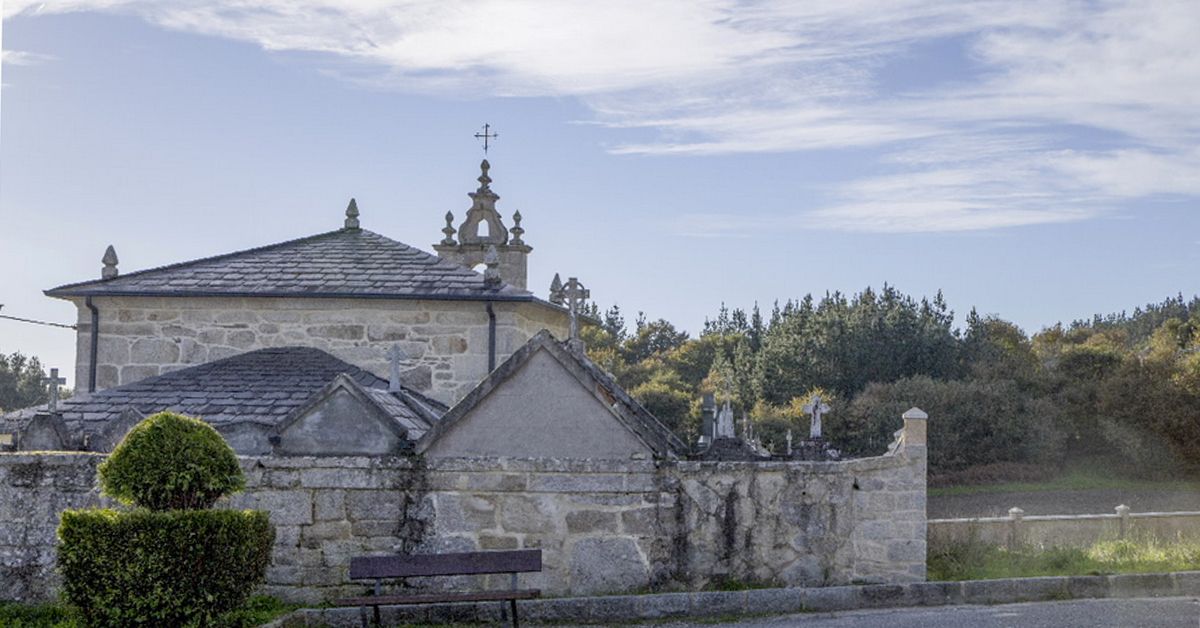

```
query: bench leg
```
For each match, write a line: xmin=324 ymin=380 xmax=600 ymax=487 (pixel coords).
xmin=374 ymin=604 xmax=382 ymax=628
xmin=510 ymin=598 xmax=519 ymax=628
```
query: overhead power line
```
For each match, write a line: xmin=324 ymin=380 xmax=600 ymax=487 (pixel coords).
xmin=0 ymin=305 xmax=77 ymax=330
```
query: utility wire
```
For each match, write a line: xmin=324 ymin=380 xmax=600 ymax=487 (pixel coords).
xmin=0 ymin=305 xmax=77 ymax=330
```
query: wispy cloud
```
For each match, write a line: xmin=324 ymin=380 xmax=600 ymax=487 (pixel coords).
xmin=5 ymin=0 xmax=1197 ymax=233
xmin=1 ymin=49 xmax=52 ymax=65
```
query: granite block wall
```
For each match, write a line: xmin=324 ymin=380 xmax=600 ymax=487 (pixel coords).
xmin=66 ymin=296 xmax=568 ymax=404
xmin=0 ymin=425 xmax=926 ymax=604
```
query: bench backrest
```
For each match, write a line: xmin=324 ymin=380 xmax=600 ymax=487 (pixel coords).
xmin=349 ymin=550 xmax=542 ymax=580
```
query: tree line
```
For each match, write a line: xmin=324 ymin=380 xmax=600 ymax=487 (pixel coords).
xmin=583 ymin=288 xmax=1200 ymax=481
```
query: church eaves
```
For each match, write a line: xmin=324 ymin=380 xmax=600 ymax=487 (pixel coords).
xmin=45 ymin=227 xmax=536 ymax=302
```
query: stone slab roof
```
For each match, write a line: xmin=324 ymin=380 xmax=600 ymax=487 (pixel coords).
xmin=417 ymin=330 xmax=687 ymax=458
xmin=2 ymin=347 xmax=445 ymax=441
xmin=45 ymin=228 xmax=535 ymax=301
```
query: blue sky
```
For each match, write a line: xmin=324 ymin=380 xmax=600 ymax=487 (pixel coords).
xmin=2 ymin=1 xmax=1198 ymax=386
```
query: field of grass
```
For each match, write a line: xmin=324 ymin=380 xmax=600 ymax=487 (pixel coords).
xmin=0 ymin=595 xmax=296 ymax=628
xmin=929 ymin=461 xmax=1200 ymax=497
xmin=929 ymin=537 xmax=1200 ymax=581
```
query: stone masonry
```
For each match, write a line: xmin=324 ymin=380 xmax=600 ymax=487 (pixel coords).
xmin=0 ymin=414 xmax=926 ymax=604
xmin=67 ymin=296 xmax=568 ymax=405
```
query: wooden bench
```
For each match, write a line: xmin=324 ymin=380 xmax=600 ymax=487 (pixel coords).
xmin=333 ymin=549 xmax=542 ymax=627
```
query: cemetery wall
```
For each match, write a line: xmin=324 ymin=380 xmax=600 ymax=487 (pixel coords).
xmin=930 ymin=509 xmax=1200 ymax=550
xmin=0 ymin=423 xmax=926 ymax=604
xmin=65 ymin=296 xmax=568 ymax=404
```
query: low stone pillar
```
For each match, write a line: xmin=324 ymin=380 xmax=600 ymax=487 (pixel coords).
xmin=1116 ymin=504 xmax=1131 ymax=539
xmin=1008 ymin=507 xmax=1025 ymax=550
xmin=901 ymin=407 xmax=928 ymax=448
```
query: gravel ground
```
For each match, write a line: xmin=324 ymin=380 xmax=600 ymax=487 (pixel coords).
xmin=929 ymin=487 xmax=1200 ymax=518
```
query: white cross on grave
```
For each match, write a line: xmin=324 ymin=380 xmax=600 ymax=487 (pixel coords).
xmin=803 ymin=395 xmax=830 ymax=440
xmin=386 ymin=344 xmax=405 ymax=392
xmin=44 ymin=368 xmax=66 ymax=413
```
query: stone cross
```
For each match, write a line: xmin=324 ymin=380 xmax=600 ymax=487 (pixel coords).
xmin=550 ymin=274 xmax=590 ymax=341
xmin=386 ymin=344 xmax=405 ymax=392
xmin=44 ymin=368 xmax=66 ymax=413
xmin=803 ymin=395 xmax=830 ymax=439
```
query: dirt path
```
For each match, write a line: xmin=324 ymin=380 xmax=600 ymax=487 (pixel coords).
xmin=928 ymin=488 xmax=1200 ymax=519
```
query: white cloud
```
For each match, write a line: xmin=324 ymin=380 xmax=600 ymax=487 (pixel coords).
xmin=4 ymin=0 xmax=1198 ymax=233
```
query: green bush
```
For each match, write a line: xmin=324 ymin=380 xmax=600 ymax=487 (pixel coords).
xmin=98 ymin=412 xmax=244 ymax=510
xmin=833 ymin=376 xmax=1065 ymax=473
xmin=58 ymin=509 xmax=274 ymax=628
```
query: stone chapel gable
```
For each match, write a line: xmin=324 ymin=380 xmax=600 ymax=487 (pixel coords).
xmin=419 ymin=330 xmax=687 ymax=459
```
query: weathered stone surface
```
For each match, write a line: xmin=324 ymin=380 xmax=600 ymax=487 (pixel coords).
xmin=569 ymin=537 xmax=649 ymax=595
xmin=1 ymin=443 xmax=927 ymax=604
xmin=72 ymin=297 xmax=569 ymax=404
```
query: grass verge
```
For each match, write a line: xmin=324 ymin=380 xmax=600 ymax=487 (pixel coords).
xmin=0 ymin=595 xmax=297 ymax=628
xmin=929 ymin=461 xmax=1200 ymax=497
xmin=929 ymin=537 xmax=1200 ymax=581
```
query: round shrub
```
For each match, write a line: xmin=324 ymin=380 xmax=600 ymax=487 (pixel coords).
xmin=98 ymin=411 xmax=245 ymax=511
xmin=58 ymin=508 xmax=274 ymax=628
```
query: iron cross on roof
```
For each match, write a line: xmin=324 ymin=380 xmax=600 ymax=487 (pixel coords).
xmin=44 ymin=368 xmax=66 ymax=413
xmin=474 ymin=123 xmax=498 ymax=154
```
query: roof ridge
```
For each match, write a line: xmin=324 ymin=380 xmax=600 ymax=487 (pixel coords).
xmin=46 ymin=228 xmax=355 ymax=295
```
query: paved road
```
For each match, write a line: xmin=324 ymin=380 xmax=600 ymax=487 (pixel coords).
xmin=928 ymin=488 xmax=1200 ymax=518
xmin=603 ymin=597 xmax=1200 ymax=627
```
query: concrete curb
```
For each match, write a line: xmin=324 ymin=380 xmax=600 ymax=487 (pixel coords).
xmin=264 ymin=571 xmax=1200 ymax=626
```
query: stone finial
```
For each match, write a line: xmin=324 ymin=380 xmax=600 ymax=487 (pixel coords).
xmin=101 ymin=245 xmax=119 ymax=279
xmin=483 ymin=245 xmax=502 ymax=288
xmin=509 ymin=210 xmax=525 ymax=245
xmin=440 ymin=211 xmax=457 ymax=245
xmin=549 ymin=273 xmax=564 ymax=305
xmin=344 ymin=198 xmax=360 ymax=230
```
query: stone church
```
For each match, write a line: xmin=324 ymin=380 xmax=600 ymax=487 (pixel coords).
xmin=4 ymin=159 xmax=682 ymax=459
xmin=0 ymin=156 xmax=931 ymax=600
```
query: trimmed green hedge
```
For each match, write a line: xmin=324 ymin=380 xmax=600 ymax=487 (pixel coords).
xmin=58 ymin=509 xmax=274 ymax=628
xmin=98 ymin=412 xmax=245 ymax=511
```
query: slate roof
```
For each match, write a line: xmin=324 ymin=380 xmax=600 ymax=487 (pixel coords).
xmin=417 ymin=330 xmax=687 ymax=458
xmin=45 ymin=227 xmax=535 ymax=301
xmin=2 ymin=347 xmax=445 ymax=440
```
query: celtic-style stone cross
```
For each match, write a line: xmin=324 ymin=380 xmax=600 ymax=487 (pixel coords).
xmin=550 ymin=274 xmax=590 ymax=341
xmin=44 ymin=368 xmax=66 ymax=413
xmin=386 ymin=344 xmax=405 ymax=392
xmin=803 ymin=395 xmax=830 ymax=439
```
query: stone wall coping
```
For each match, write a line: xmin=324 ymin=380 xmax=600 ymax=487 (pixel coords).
xmin=233 ymin=452 xmax=918 ymax=474
xmin=267 ymin=571 xmax=1200 ymax=627
xmin=930 ymin=511 xmax=1200 ymax=524
xmin=0 ymin=452 xmax=105 ymax=463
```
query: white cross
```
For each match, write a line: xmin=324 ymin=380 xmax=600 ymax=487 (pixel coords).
xmin=386 ymin=344 xmax=405 ymax=392
xmin=44 ymin=368 xmax=66 ymax=413
xmin=803 ymin=395 xmax=830 ymax=439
